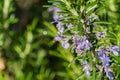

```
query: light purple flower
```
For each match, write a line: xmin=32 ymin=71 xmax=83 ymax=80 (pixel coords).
xmin=85 ymin=70 xmax=90 ymax=77
xmin=77 ymin=42 xmax=84 ymax=50
xmin=98 ymin=49 xmax=113 ymax=80
xmin=109 ymin=44 xmax=119 ymax=56
xmin=86 ymin=13 xmax=98 ymax=25
xmin=54 ymin=34 xmax=70 ymax=49
xmin=47 ymin=2 xmax=62 ymax=22
xmin=98 ymin=49 xmax=106 ymax=60
xmin=56 ymin=22 xmax=64 ymax=33
xmin=73 ymin=34 xmax=81 ymax=46
xmin=73 ymin=34 xmax=92 ymax=55
xmin=105 ymin=66 xmax=114 ymax=80
xmin=54 ymin=34 xmax=64 ymax=41
xmin=82 ymin=36 xmax=92 ymax=50
xmin=73 ymin=35 xmax=92 ymax=50
xmin=83 ymin=61 xmax=91 ymax=77
xmin=48 ymin=8 xmax=61 ymax=21
xmin=62 ymin=42 xmax=70 ymax=49
xmin=53 ymin=13 xmax=60 ymax=21
xmin=103 ymin=56 xmax=110 ymax=67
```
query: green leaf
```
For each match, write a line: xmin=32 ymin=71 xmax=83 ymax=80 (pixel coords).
xmin=48 ymin=0 xmax=59 ymax=3
xmin=94 ymin=21 xmax=112 ymax=25
xmin=85 ymin=1 xmax=98 ymax=17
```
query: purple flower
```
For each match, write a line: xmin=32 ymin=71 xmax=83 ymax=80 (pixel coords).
xmin=54 ymin=34 xmax=64 ymax=41
xmin=83 ymin=61 xmax=91 ymax=77
xmin=82 ymin=36 xmax=92 ymax=50
xmin=73 ymin=35 xmax=92 ymax=50
xmin=54 ymin=34 xmax=70 ymax=49
xmin=104 ymin=58 xmax=113 ymax=80
xmin=103 ymin=56 xmax=110 ymax=67
xmin=98 ymin=48 xmax=114 ymax=80
xmin=85 ymin=70 xmax=90 ymax=77
xmin=73 ymin=34 xmax=92 ymax=55
xmin=77 ymin=42 xmax=84 ymax=50
xmin=98 ymin=49 xmax=106 ymax=60
xmin=107 ymin=72 xmax=113 ymax=80
xmin=56 ymin=22 xmax=64 ymax=33
xmin=98 ymin=49 xmax=109 ymax=66
xmin=86 ymin=13 xmax=98 ymax=25
xmin=62 ymin=42 xmax=70 ymax=49
xmin=73 ymin=34 xmax=81 ymax=46
xmin=48 ymin=8 xmax=61 ymax=21
xmin=109 ymin=44 xmax=119 ymax=56
xmin=105 ymin=66 xmax=114 ymax=80
xmin=53 ymin=13 xmax=60 ymax=21
xmin=47 ymin=2 xmax=61 ymax=21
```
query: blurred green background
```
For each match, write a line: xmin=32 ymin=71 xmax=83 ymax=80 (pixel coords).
xmin=0 ymin=0 xmax=120 ymax=80
xmin=0 ymin=0 xmax=80 ymax=80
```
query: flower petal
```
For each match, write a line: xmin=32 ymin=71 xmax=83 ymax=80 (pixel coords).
xmin=112 ymin=50 xmax=119 ymax=56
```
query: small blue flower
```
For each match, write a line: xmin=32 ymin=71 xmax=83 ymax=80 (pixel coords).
xmin=62 ymin=42 xmax=70 ymax=49
xmin=48 ymin=8 xmax=60 ymax=21
xmin=47 ymin=2 xmax=61 ymax=22
xmin=73 ymin=35 xmax=92 ymax=55
xmin=98 ymin=48 xmax=113 ymax=80
xmin=98 ymin=49 xmax=110 ymax=66
xmin=85 ymin=69 xmax=90 ymax=77
xmin=55 ymin=34 xmax=70 ymax=49
xmin=53 ymin=13 xmax=60 ymax=22
xmin=54 ymin=35 xmax=62 ymax=41
xmin=107 ymin=72 xmax=114 ymax=80
xmin=82 ymin=36 xmax=92 ymax=50
xmin=103 ymin=56 xmax=110 ymax=67
xmin=54 ymin=34 xmax=66 ymax=41
xmin=83 ymin=61 xmax=91 ymax=77
xmin=109 ymin=44 xmax=119 ymax=56
xmin=73 ymin=34 xmax=81 ymax=46
xmin=98 ymin=49 xmax=106 ymax=60
xmin=86 ymin=13 xmax=98 ymax=26
xmin=57 ymin=22 xmax=64 ymax=33
xmin=105 ymin=66 xmax=114 ymax=80
xmin=77 ymin=42 xmax=84 ymax=50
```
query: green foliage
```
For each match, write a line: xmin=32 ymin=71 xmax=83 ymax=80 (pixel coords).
xmin=0 ymin=0 xmax=120 ymax=80
xmin=46 ymin=0 xmax=120 ymax=80
xmin=0 ymin=0 xmax=81 ymax=80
